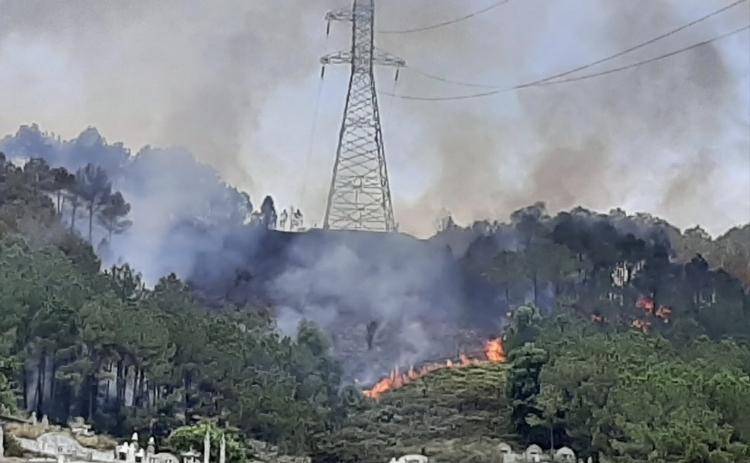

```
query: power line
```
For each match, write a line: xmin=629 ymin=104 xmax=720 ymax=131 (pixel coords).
xmin=403 ymin=0 xmax=748 ymax=89
xmin=300 ymin=36 xmax=329 ymax=203
xmin=378 ymin=0 xmax=510 ymax=34
xmin=534 ymin=0 xmax=747 ymax=85
xmin=384 ymin=25 xmax=750 ymax=101
xmin=406 ymin=66 xmax=505 ymax=89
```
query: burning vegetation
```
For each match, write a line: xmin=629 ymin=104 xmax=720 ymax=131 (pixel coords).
xmin=631 ymin=295 xmax=673 ymax=333
xmin=364 ymin=338 xmax=506 ymax=398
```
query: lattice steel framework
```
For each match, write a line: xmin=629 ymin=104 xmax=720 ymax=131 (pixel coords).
xmin=321 ymin=0 xmax=405 ymax=232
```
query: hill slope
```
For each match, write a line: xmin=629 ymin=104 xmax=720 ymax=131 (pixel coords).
xmin=311 ymin=363 xmax=515 ymax=463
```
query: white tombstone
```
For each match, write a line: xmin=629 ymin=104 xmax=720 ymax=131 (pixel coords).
xmin=203 ymin=431 xmax=210 ymax=463
xmin=127 ymin=442 xmax=137 ymax=463
xmin=498 ymin=443 xmax=516 ymax=463
xmin=0 ymin=424 xmax=4 ymax=458
xmin=219 ymin=434 xmax=226 ymax=463
xmin=57 ymin=454 xmax=66 ymax=463
xmin=525 ymin=445 xmax=543 ymax=463
xmin=391 ymin=455 xmax=428 ymax=463
xmin=555 ymin=447 xmax=576 ymax=463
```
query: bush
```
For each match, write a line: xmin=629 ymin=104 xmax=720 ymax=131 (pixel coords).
xmin=3 ymin=430 xmax=26 ymax=457
xmin=165 ymin=422 xmax=247 ymax=463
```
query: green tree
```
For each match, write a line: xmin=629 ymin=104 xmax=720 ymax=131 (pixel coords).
xmin=506 ymin=342 xmax=548 ymax=444
xmin=165 ymin=422 xmax=246 ymax=463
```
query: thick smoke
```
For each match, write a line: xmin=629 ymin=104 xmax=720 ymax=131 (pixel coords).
xmin=265 ymin=230 xmax=464 ymax=383
xmin=379 ymin=0 xmax=750 ymax=235
xmin=0 ymin=125 xmax=252 ymax=283
xmin=1 ymin=0 xmax=748 ymax=236
xmin=0 ymin=0 xmax=333 ymax=193
xmin=1 ymin=0 xmax=749 ymax=380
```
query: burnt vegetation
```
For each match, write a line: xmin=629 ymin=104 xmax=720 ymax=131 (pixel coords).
xmin=0 ymin=127 xmax=749 ymax=463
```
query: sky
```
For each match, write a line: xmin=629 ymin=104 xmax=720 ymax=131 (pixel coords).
xmin=1 ymin=0 xmax=749 ymax=237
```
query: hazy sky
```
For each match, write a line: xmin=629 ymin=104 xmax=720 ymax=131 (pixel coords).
xmin=1 ymin=0 xmax=748 ymax=237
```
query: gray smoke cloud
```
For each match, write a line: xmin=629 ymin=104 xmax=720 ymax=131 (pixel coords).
xmin=1 ymin=0 xmax=749 ymax=376
xmin=1 ymin=0 xmax=748 ymax=238
xmin=267 ymin=231 xmax=464 ymax=382
xmin=377 ymin=0 xmax=750 ymax=236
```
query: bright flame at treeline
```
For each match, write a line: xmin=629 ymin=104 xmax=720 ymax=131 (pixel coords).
xmin=363 ymin=339 xmax=506 ymax=399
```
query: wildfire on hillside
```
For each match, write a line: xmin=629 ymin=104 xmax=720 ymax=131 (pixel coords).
xmin=632 ymin=295 xmax=672 ymax=332
xmin=363 ymin=339 xmax=506 ymax=399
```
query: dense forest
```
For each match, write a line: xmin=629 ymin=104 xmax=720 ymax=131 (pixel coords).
xmin=0 ymin=152 xmax=343 ymax=455
xmin=2 ymin=140 xmax=750 ymax=463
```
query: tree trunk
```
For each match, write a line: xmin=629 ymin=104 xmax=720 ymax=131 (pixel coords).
xmin=51 ymin=352 xmax=57 ymax=414
xmin=36 ymin=349 xmax=45 ymax=415
xmin=116 ymin=359 xmax=125 ymax=407
xmin=22 ymin=368 xmax=28 ymax=410
xmin=550 ymin=426 xmax=554 ymax=452
xmin=86 ymin=374 xmax=96 ymax=420
xmin=88 ymin=203 xmax=94 ymax=243
xmin=71 ymin=204 xmax=78 ymax=231
xmin=137 ymin=369 xmax=146 ymax=408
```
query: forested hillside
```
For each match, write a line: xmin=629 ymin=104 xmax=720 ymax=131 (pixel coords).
xmin=0 ymin=153 xmax=344 ymax=455
xmin=314 ymin=306 xmax=750 ymax=462
xmin=2 ymin=147 xmax=750 ymax=463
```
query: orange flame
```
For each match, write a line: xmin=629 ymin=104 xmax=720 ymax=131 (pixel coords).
xmin=636 ymin=295 xmax=672 ymax=323
xmin=591 ymin=314 xmax=608 ymax=323
xmin=632 ymin=319 xmax=652 ymax=333
xmin=363 ymin=339 xmax=506 ymax=399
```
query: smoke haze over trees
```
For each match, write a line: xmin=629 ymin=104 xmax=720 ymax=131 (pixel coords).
xmin=2 ymin=123 xmax=750 ymax=384
xmin=2 ymin=144 xmax=750 ymax=461
xmin=1 ymin=1 xmax=750 ymax=461
xmin=0 ymin=125 xmax=254 ymax=283
xmin=1 ymin=0 xmax=748 ymax=236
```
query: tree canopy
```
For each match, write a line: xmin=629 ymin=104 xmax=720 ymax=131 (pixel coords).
xmin=2 ymin=150 xmax=750 ymax=463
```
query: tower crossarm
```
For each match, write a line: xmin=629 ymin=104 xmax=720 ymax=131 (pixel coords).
xmin=373 ymin=48 xmax=406 ymax=68
xmin=321 ymin=49 xmax=405 ymax=68
xmin=320 ymin=51 xmax=353 ymax=66
xmin=325 ymin=8 xmax=354 ymax=23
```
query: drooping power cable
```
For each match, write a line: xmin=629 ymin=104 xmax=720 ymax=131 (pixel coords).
xmin=402 ymin=0 xmax=748 ymax=90
xmin=378 ymin=0 xmax=510 ymax=34
xmin=384 ymin=24 xmax=750 ymax=101
xmin=299 ymin=37 xmax=329 ymax=202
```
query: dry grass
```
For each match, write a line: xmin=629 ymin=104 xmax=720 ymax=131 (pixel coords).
xmin=5 ymin=422 xmax=117 ymax=451
xmin=311 ymin=362 xmax=517 ymax=463
xmin=74 ymin=433 xmax=118 ymax=450
xmin=4 ymin=423 xmax=52 ymax=439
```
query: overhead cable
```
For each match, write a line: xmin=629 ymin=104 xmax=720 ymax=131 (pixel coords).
xmin=404 ymin=0 xmax=748 ymax=89
xmin=378 ymin=0 xmax=510 ymax=34
xmin=384 ymin=25 xmax=750 ymax=101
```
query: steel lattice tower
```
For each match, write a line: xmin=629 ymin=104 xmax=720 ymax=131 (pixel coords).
xmin=321 ymin=0 xmax=405 ymax=232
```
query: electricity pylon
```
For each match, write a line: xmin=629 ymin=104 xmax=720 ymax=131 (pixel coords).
xmin=321 ymin=0 xmax=405 ymax=232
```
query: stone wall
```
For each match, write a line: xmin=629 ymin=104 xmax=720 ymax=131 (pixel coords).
xmin=14 ymin=432 xmax=116 ymax=462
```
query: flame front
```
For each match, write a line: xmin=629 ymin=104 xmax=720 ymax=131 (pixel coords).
xmin=633 ymin=295 xmax=672 ymax=332
xmin=364 ymin=339 xmax=506 ymax=399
